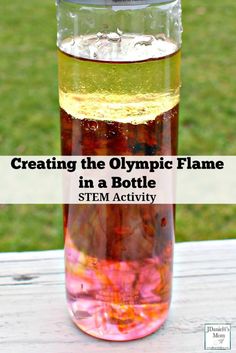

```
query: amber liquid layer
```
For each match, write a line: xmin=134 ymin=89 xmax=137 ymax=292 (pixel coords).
xmin=59 ymin=34 xmax=180 ymax=341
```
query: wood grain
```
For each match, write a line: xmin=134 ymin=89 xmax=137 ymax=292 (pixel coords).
xmin=0 ymin=240 xmax=235 ymax=353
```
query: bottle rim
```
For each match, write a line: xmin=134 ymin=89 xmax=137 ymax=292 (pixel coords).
xmin=59 ymin=0 xmax=176 ymax=6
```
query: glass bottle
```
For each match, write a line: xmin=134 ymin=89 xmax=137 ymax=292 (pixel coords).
xmin=56 ymin=0 xmax=182 ymax=341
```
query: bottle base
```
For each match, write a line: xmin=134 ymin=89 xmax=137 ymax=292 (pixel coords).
xmin=68 ymin=299 xmax=169 ymax=341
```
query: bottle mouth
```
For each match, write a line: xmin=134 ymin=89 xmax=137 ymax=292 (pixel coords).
xmin=60 ymin=0 xmax=175 ymax=5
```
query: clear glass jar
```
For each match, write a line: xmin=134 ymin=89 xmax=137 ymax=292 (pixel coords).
xmin=56 ymin=0 xmax=182 ymax=341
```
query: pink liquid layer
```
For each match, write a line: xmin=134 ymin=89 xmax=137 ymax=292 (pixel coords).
xmin=65 ymin=237 xmax=173 ymax=341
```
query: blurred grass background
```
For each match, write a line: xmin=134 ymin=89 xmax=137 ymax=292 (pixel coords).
xmin=0 ymin=0 xmax=235 ymax=251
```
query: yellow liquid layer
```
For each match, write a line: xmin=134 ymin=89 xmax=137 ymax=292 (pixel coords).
xmin=58 ymin=36 xmax=181 ymax=124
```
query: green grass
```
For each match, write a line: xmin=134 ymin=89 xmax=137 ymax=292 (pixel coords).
xmin=0 ymin=0 xmax=235 ymax=251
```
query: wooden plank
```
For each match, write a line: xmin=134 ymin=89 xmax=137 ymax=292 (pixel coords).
xmin=0 ymin=240 xmax=235 ymax=353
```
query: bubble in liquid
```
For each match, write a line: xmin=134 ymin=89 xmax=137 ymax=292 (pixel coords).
xmin=69 ymin=12 xmax=77 ymax=19
xmin=107 ymin=32 xmax=121 ymax=42
xmin=97 ymin=32 xmax=107 ymax=39
xmin=134 ymin=35 xmax=154 ymax=47
xmin=156 ymin=33 xmax=167 ymax=41
xmin=89 ymin=121 xmax=98 ymax=131
xmin=117 ymin=28 xmax=123 ymax=36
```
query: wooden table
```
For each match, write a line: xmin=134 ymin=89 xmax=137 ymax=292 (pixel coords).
xmin=0 ymin=240 xmax=235 ymax=353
